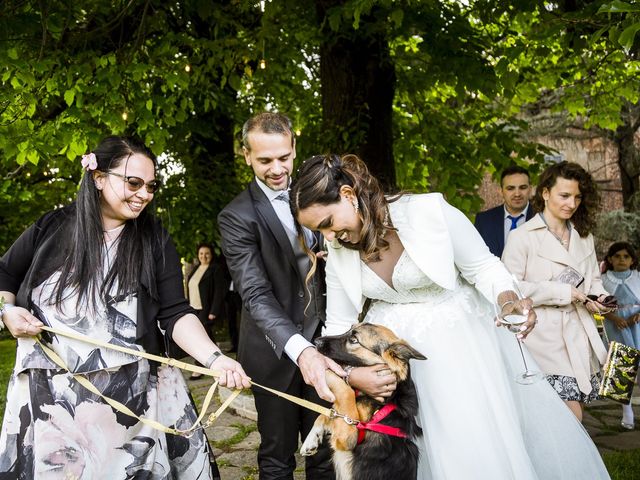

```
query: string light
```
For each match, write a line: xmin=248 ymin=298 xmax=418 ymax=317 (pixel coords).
xmin=295 ymin=129 xmax=301 ymax=136
xmin=185 ymin=64 xmax=191 ymax=72
xmin=122 ymin=112 xmax=128 ymax=121
xmin=260 ymin=38 xmax=267 ymax=70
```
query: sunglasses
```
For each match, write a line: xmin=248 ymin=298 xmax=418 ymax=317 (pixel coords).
xmin=107 ymin=172 xmax=162 ymax=194
xmin=585 ymin=294 xmax=618 ymax=313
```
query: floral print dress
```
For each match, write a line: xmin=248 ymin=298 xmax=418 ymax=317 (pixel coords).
xmin=0 ymin=238 xmax=218 ymax=480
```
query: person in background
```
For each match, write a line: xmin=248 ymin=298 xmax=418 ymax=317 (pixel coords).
xmin=601 ymin=241 xmax=640 ymax=430
xmin=502 ymin=161 xmax=609 ymax=422
xmin=290 ymin=153 xmax=609 ymax=480
xmin=0 ymin=136 xmax=250 ymax=479
xmin=187 ymin=242 xmax=228 ymax=379
xmin=474 ymin=164 xmax=534 ymax=257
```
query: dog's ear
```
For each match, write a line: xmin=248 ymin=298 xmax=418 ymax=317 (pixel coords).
xmin=388 ymin=341 xmax=426 ymax=362
xmin=382 ymin=341 xmax=427 ymax=380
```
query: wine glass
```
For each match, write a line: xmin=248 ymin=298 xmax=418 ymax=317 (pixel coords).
xmin=492 ymin=281 xmax=544 ymax=385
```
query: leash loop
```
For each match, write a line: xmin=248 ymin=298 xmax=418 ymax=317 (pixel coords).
xmin=329 ymin=408 xmax=359 ymax=425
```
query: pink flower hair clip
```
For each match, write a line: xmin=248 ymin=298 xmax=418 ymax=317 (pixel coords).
xmin=81 ymin=153 xmax=98 ymax=172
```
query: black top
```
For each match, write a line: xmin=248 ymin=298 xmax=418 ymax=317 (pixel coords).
xmin=0 ymin=205 xmax=195 ymax=356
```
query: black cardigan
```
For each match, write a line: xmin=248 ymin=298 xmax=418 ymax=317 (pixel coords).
xmin=0 ymin=205 xmax=195 ymax=356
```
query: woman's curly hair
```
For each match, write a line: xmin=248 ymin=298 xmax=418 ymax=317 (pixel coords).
xmin=531 ymin=161 xmax=600 ymax=237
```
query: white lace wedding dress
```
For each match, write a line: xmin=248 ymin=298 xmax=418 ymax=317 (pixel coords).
xmin=361 ymin=250 xmax=610 ymax=480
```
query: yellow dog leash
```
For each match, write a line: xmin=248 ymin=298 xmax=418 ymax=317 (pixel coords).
xmin=36 ymin=326 xmax=334 ymax=436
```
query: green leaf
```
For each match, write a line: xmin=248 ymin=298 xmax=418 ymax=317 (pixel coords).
xmin=26 ymin=150 xmax=39 ymax=165
xmin=16 ymin=151 xmax=27 ymax=165
xmin=7 ymin=48 xmax=18 ymax=60
xmin=618 ymin=22 xmax=640 ymax=49
xmin=591 ymin=26 xmax=608 ymax=43
xmin=609 ymin=26 xmax=620 ymax=43
xmin=598 ymin=1 xmax=640 ymax=14
xmin=64 ymin=89 xmax=75 ymax=107
xmin=228 ymin=74 xmax=241 ymax=91
xmin=45 ymin=78 xmax=57 ymax=93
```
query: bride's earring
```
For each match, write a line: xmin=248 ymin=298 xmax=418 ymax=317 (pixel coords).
xmin=352 ymin=198 xmax=359 ymax=213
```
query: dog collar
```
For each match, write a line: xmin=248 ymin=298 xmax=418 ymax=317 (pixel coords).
xmin=356 ymin=403 xmax=408 ymax=445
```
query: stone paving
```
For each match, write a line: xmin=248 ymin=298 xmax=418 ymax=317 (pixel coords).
xmin=583 ymin=395 xmax=640 ymax=453
xmin=186 ymin=348 xmax=639 ymax=480
xmin=186 ymin=350 xmax=306 ymax=480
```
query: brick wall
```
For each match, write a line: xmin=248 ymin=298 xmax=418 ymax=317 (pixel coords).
xmin=477 ymin=131 xmax=624 ymax=214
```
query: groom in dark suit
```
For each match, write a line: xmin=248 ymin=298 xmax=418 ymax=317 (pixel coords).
xmin=474 ymin=164 xmax=534 ymax=258
xmin=218 ymin=113 xmax=340 ymax=480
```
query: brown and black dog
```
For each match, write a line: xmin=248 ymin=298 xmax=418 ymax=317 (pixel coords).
xmin=300 ymin=323 xmax=426 ymax=480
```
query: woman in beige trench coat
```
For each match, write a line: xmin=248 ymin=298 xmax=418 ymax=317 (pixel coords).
xmin=502 ymin=161 xmax=609 ymax=421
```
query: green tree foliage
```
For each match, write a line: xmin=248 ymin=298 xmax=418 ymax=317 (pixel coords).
xmin=2 ymin=0 xmax=640 ymax=257
xmin=0 ymin=1 xmax=261 ymax=256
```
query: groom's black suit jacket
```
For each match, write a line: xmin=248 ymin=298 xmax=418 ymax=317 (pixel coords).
xmin=218 ymin=179 xmax=326 ymax=391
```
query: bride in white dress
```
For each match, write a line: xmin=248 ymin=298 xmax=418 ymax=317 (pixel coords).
xmin=290 ymin=153 xmax=610 ymax=479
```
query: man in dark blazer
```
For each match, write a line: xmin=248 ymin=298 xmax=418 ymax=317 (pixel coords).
xmin=218 ymin=113 xmax=339 ymax=480
xmin=474 ymin=165 xmax=534 ymax=258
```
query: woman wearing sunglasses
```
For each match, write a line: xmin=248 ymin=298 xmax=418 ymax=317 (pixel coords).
xmin=0 ymin=136 xmax=250 ymax=479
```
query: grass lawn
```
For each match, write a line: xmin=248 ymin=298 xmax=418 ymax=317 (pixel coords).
xmin=0 ymin=338 xmax=15 ymax=426
xmin=602 ymin=448 xmax=640 ymax=479
xmin=0 ymin=339 xmax=637 ymax=478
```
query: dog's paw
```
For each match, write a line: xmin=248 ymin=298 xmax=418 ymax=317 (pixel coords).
xmin=300 ymin=430 xmax=322 ymax=456
xmin=300 ymin=439 xmax=319 ymax=457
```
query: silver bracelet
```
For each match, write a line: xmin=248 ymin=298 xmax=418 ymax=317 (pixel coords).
xmin=344 ymin=365 xmax=355 ymax=386
xmin=500 ymin=300 xmax=515 ymax=311
xmin=205 ymin=350 xmax=222 ymax=369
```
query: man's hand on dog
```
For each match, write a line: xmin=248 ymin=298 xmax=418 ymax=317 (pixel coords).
xmin=346 ymin=365 xmax=397 ymax=403
xmin=298 ymin=347 xmax=345 ymax=402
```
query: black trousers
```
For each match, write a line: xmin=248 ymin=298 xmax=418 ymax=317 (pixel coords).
xmin=225 ymin=291 xmax=241 ymax=351
xmin=252 ymin=371 xmax=335 ymax=480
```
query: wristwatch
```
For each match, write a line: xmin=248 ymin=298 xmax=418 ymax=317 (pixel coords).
xmin=205 ymin=350 xmax=223 ymax=369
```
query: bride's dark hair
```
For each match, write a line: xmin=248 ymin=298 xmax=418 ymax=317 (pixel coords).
xmin=290 ymin=154 xmax=398 ymax=276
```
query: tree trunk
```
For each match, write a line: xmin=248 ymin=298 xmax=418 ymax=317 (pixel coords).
xmin=614 ymin=102 xmax=640 ymax=210
xmin=316 ymin=0 xmax=396 ymax=189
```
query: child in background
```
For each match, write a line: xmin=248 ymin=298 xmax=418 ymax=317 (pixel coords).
xmin=602 ymin=241 xmax=640 ymax=430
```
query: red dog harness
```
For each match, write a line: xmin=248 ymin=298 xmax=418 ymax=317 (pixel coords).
xmin=356 ymin=403 xmax=408 ymax=445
